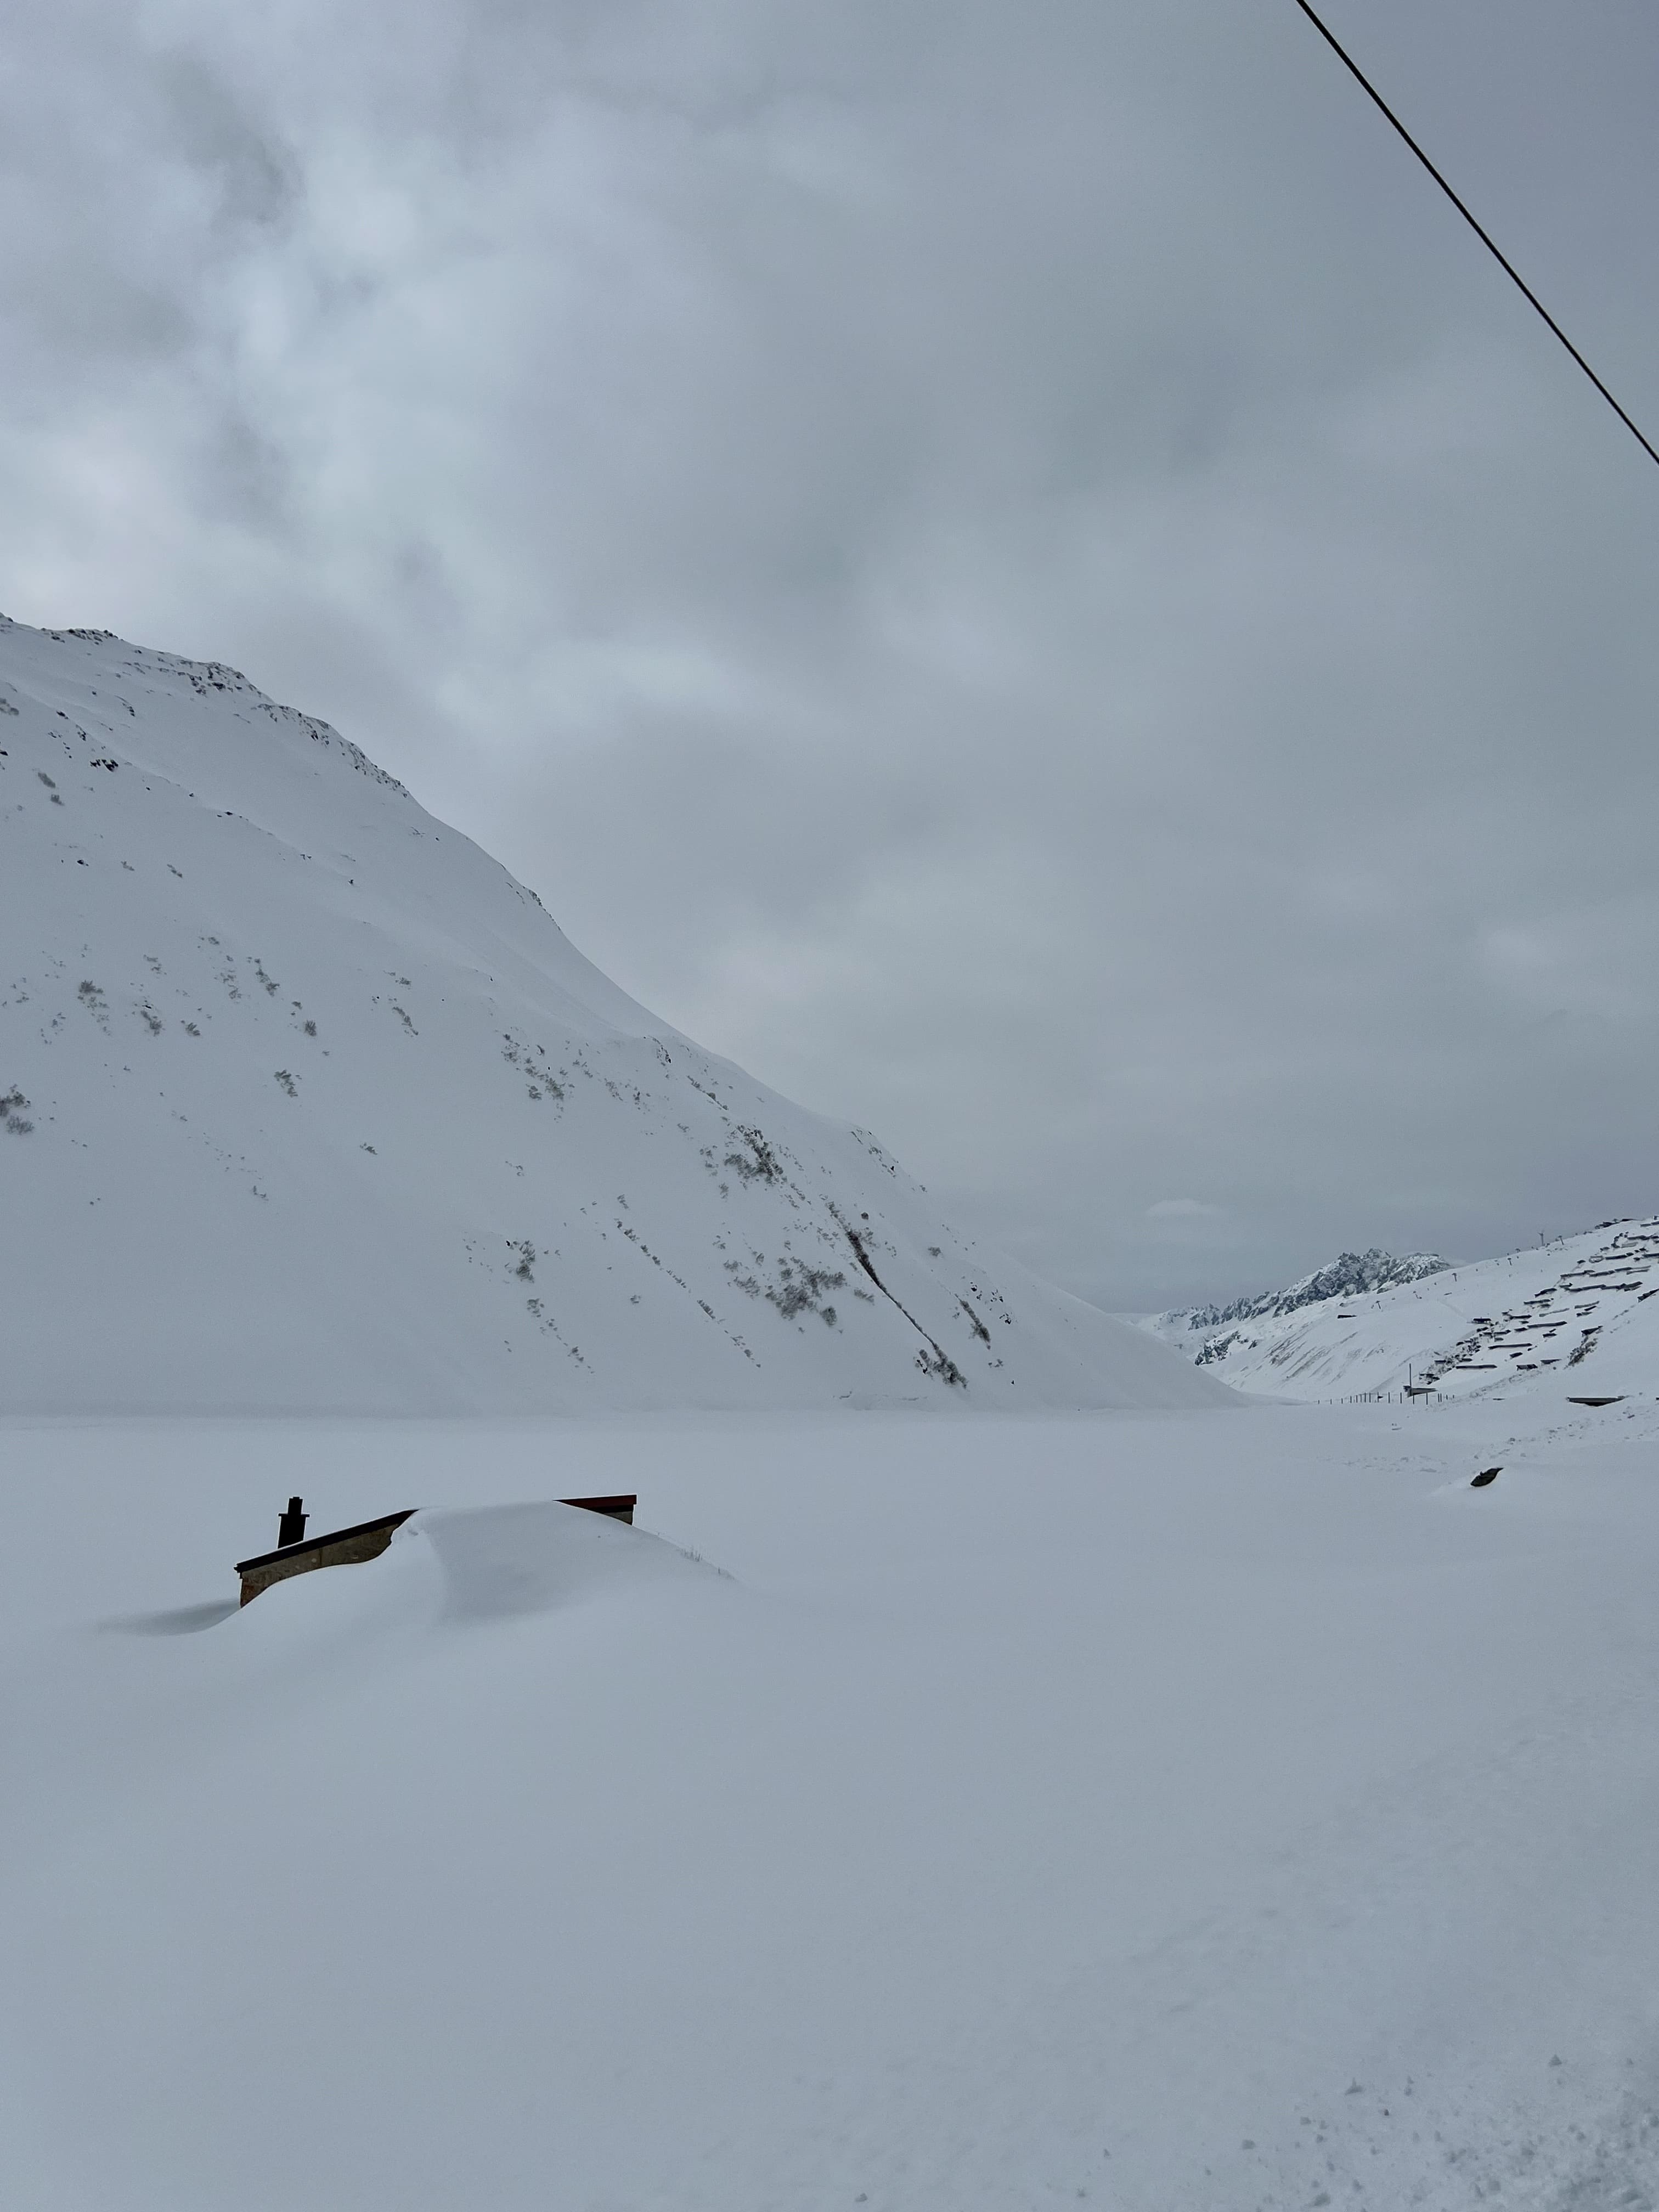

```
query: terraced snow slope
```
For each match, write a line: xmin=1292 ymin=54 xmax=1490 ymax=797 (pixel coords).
xmin=0 ymin=615 xmax=1220 ymax=1415
xmin=1138 ymin=1218 xmax=1659 ymax=1406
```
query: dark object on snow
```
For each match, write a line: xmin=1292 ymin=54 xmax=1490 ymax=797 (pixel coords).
xmin=1566 ymin=1395 xmax=1624 ymax=1408
xmin=1470 ymin=1466 xmax=1502 ymax=1488
xmin=560 ymin=1493 xmax=636 ymax=1525
xmin=237 ymin=1508 xmax=416 ymax=1606
xmin=277 ymin=1496 xmax=307 ymax=1548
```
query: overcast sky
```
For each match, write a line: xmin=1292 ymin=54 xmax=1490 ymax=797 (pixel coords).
xmin=5 ymin=0 xmax=1659 ymax=1312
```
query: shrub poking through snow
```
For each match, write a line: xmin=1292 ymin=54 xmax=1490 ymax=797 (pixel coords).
xmin=725 ymin=1126 xmax=782 ymax=1183
xmin=766 ymin=1259 xmax=846 ymax=1324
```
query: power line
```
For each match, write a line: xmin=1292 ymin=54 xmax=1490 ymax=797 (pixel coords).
xmin=1290 ymin=0 xmax=1659 ymax=472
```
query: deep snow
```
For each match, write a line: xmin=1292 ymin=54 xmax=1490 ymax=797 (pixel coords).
xmin=0 ymin=616 xmax=1216 ymax=1416
xmin=4 ymin=1396 xmax=1659 ymax=2210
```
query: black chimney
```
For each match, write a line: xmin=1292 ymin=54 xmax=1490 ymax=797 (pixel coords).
xmin=278 ymin=1496 xmax=307 ymax=1548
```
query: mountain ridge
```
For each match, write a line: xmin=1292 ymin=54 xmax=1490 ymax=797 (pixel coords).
xmin=1166 ymin=1248 xmax=1449 ymax=1339
xmin=0 ymin=614 xmax=1223 ymax=1416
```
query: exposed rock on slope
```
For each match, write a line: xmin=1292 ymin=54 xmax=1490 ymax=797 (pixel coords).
xmin=0 ymin=616 xmax=1224 ymax=1415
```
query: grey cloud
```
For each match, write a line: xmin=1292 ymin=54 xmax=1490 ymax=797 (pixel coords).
xmin=158 ymin=54 xmax=299 ymax=232
xmin=3 ymin=0 xmax=1658 ymax=1314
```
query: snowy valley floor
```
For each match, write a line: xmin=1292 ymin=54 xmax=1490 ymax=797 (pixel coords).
xmin=4 ymin=1400 xmax=1659 ymax=2210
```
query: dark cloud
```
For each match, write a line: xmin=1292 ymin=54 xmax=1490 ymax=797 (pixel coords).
xmin=4 ymin=0 xmax=1658 ymax=1311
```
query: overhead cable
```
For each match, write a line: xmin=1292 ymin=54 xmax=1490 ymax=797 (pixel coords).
xmin=1290 ymin=0 xmax=1659 ymax=472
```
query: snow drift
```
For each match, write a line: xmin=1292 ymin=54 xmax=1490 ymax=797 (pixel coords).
xmin=0 ymin=616 xmax=1221 ymax=1415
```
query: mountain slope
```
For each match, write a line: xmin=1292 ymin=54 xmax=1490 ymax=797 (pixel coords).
xmin=1137 ymin=1218 xmax=1659 ymax=1405
xmin=0 ymin=615 xmax=1222 ymax=1415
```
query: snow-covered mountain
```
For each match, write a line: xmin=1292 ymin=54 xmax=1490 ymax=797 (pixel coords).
xmin=1152 ymin=1247 xmax=1449 ymax=1345
xmin=0 ymin=615 xmax=1220 ymax=1416
xmin=1138 ymin=1219 xmax=1659 ymax=1403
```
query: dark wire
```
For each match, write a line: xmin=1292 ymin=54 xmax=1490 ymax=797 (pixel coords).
xmin=1290 ymin=0 xmax=1659 ymax=472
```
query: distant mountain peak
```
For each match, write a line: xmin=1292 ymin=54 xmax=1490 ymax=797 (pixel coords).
xmin=1180 ymin=1249 xmax=1449 ymax=1334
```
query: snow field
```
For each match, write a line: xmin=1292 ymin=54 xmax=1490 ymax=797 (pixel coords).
xmin=4 ymin=1401 xmax=1659 ymax=2209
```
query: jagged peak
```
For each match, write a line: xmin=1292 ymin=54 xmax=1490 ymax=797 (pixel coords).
xmin=1172 ymin=1248 xmax=1448 ymax=1333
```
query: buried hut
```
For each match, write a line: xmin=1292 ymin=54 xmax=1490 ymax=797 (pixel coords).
xmin=236 ymin=1493 xmax=637 ymax=1605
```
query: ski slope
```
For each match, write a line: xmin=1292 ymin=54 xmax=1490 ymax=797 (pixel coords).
xmin=1138 ymin=1218 xmax=1659 ymax=1407
xmin=5 ymin=1397 xmax=1659 ymax=2210
xmin=0 ymin=615 xmax=1216 ymax=1415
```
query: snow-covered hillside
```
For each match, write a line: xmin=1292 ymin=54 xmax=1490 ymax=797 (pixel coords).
xmin=1139 ymin=1218 xmax=1659 ymax=1404
xmin=0 ymin=615 xmax=1218 ymax=1415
